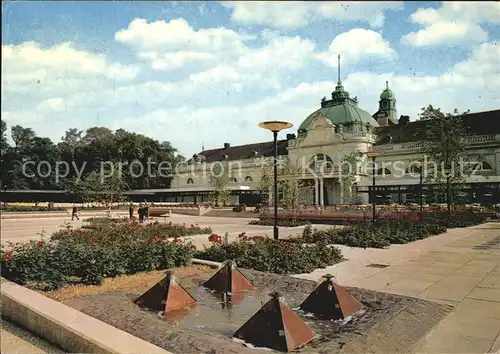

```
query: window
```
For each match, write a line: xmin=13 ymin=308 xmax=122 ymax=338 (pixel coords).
xmin=309 ymin=153 xmax=334 ymax=169
xmin=481 ymin=161 xmax=493 ymax=170
xmin=406 ymin=164 xmax=422 ymax=174
xmin=187 ymin=178 xmax=194 ymax=184
xmin=377 ymin=168 xmax=391 ymax=176
xmin=230 ymin=177 xmax=238 ymax=182
xmin=245 ymin=176 xmax=253 ymax=182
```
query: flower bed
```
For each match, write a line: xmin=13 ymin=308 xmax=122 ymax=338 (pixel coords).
xmin=0 ymin=220 xmax=210 ymax=290
xmin=248 ymin=218 xmax=310 ymax=227
xmin=293 ymin=212 xmax=487 ymax=249
xmin=0 ymin=205 xmax=67 ymax=212
xmin=72 ymin=219 xmax=212 ymax=242
xmin=195 ymin=233 xmax=344 ymax=274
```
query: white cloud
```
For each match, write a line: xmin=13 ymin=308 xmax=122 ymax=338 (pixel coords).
xmin=115 ymin=18 xmax=252 ymax=71
xmin=402 ymin=2 xmax=500 ymax=46
xmin=221 ymin=1 xmax=403 ymax=29
xmin=316 ymin=28 xmax=397 ymax=67
xmin=2 ymin=41 xmax=138 ymax=84
xmin=1 ymin=41 xmax=139 ymax=96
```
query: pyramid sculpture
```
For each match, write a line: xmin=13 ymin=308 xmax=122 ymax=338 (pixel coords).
xmin=234 ymin=291 xmax=316 ymax=352
xmin=134 ymin=271 xmax=196 ymax=313
xmin=203 ymin=260 xmax=255 ymax=294
xmin=299 ymin=274 xmax=363 ymax=319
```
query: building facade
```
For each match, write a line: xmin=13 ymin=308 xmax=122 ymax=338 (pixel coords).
xmin=167 ymin=75 xmax=500 ymax=206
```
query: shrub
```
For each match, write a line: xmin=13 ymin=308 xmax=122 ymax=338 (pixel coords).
xmin=300 ymin=219 xmax=450 ymax=249
xmin=424 ymin=212 xmax=486 ymax=228
xmin=1 ymin=221 xmax=198 ymax=290
xmin=52 ymin=220 xmax=211 ymax=245
xmin=195 ymin=236 xmax=343 ymax=274
xmin=0 ymin=205 xmax=67 ymax=212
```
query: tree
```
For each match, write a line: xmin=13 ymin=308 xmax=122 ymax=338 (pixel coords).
xmin=418 ymin=105 xmax=475 ymax=212
xmin=60 ymin=128 xmax=83 ymax=162
xmin=0 ymin=120 xmax=8 ymax=156
xmin=208 ymin=163 xmax=231 ymax=206
xmin=254 ymin=161 xmax=313 ymax=210
xmin=79 ymin=167 xmax=129 ymax=213
xmin=339 ymin=151 xmax=363 ymax=204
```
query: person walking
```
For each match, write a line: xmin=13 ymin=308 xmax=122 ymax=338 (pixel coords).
xmin=71 ymin=206 xmax=79 ymax=221
xmin=129 ymin=203 xmax=134 ymax=219
xmin=138 ymin=204 xmax=144 ymax=223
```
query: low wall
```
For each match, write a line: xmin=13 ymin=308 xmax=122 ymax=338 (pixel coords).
xmin=1 ymin=278 xmax=170 ymax=354
xmin=149 ymin=206 xmax=212 ymax=217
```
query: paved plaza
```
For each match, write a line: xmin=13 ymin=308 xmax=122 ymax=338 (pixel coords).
xmin=294 ymin=222 xmax=500 ymax=353
xmin=1 ymin=214 xmax=499 ymax=353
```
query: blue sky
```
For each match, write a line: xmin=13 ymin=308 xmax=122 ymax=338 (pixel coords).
xmin=2 ymin=1 xmax=499 ymax=156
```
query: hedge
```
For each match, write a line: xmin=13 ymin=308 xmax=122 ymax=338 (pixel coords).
xmin=195 ymin=233 xmax=344 ymax=274
xmin=0 ymin=220 xmax=207 ymax=290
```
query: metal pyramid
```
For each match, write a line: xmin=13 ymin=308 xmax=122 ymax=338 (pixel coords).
xmin=134 ymin=271 xmax=196 ymax=313
xmin=299 ymin=274 xmax=363 ymax=319
xmin=233 ymin=291 xmax=316 ymax=352
xmin=203 ymin=260 xmax=255 ymax=294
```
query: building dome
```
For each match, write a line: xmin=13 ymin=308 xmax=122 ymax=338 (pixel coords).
xmin=380 ymin=81 xmax=395 ymax=100
xmin=298 ymin=103 xmax=379 ymax=132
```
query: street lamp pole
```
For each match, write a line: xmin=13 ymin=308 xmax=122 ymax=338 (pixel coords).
xmin=366 ymin=151 xmax=380 ymax=223
xmin=258 ymin=121 xmax=293 ymax=240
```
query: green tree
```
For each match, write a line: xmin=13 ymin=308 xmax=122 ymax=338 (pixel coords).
xmin=339 ymin=151 xmax=363 ymax=204
xmin=80 ymin=167 xmax=129 ymax=213
xmin=208 ymin=163 xmax=231 ymax=206
xmin=254 ymin=161 xmax=313 ymax=210
xmin=60 ymin=128 xmax=83 ymax=162
xmin=418 ymin=105 xmax=475 ymax=212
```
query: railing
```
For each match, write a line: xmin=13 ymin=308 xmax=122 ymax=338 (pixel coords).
xmin=374 ymin=134 xmax=498 ymax=154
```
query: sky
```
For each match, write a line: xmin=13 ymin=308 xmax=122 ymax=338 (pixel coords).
xmin=2 ymin=1 xmax=500 ymax=157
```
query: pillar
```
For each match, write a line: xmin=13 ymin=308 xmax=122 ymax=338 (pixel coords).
xmin=319 ymin=178 xmax=324 ymax=206
xmin=314 ymin=179 xmax=319 ymax=206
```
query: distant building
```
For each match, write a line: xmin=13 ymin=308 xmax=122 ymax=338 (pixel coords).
xmin=166 ymin=75 xmax=500 ymax=206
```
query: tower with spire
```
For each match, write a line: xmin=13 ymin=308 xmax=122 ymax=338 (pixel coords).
xmin=374 ymin=81 xmax=398 ymax=126
xmin=323 ymin=55 xmax=358 ymax=108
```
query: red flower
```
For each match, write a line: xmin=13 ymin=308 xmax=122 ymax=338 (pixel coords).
xmin=208 ymin=233 xmax=222 ymax=243
xmin=238 ymin=232 xmax=246 ymax=238
xmin=3 ymin=250 xmax=13 ymax=261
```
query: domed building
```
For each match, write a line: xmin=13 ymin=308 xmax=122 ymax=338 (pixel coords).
xmin=161 ymin=58 xmax=500 ymax=208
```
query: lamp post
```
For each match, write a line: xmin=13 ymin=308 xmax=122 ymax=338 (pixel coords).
xmin=366 ymin=151 xmax=380 ymax=223
xmin=258 ymin=121 xmax=293 ymax=240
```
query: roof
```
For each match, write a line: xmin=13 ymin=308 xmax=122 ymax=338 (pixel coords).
xmin=375 ymin=109 xmax=500 ymax=145
xmin=196 ymin=139 xmax=289 ymax=163
xmin=298 ymin=103 xmax=379 ymax=132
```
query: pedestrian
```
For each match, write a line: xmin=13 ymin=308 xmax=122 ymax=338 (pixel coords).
xmin=129 ymin=203 xmax=134 ymax=219
xmin=138 ymin=205 xmax=144 ymax=223
xmin=71 ymin=205 xmax=79 ymax=221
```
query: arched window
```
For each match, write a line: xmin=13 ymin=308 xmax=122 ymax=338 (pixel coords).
xmin=187 ymin=178 xmax=194 ymax=184
xmin=230 ymin=177 xmax=238 ymax=183
xmin=406 ymin=164 xmax=422 ymax=174
xmin=377 ymin=168 xmax=391 ymax=176
xmin=245 ymin=176 xmax=253 ymax=182
xmin=309 ymin=153 xmax=334 ymax=171
xmin=481 ymin=161 xmax=493 ymax=170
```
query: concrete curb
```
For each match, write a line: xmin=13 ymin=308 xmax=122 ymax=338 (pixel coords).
xmin=192 ymin=258 xmax=222 ymax=268
xmin=0 ymin=278 xmax=171 ymax=354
